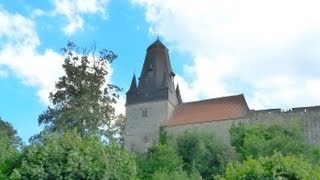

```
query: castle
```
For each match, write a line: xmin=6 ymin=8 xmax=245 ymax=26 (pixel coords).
xmin=124 ymin=39 xmax=320 ymax=153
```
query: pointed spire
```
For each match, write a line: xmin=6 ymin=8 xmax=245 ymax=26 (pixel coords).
xmin=127 ymin=74 xmax=137 ymax=94
xmin=176 ymin=84 xmax=182 ymax=104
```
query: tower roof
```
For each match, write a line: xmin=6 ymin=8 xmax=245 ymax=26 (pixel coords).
xmin=126 ymin=39 xmax=179 ymax=105
xmin=176 ymin=84 xmax=182 ymax=104
xmin=147 ymin=39 xmax=167 ymax=50
xmin=126 ymin=74 xmax=137 ymax=95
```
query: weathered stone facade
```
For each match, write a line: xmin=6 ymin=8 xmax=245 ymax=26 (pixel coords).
xmin=165 ymin=106 xmax=320 ymax=146
xmin=124 ymin=100 xmax=176 ymax=153
xmin=249 ymin=107 xmax=320 ymax=145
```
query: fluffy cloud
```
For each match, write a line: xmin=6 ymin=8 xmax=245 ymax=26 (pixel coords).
xmin=52 ymin=0 xmax=110 ymax=35
xmin=132 ymin=0 xmax=320 ymax=109
xmin=0 ymin=8 xmax=120 ymax=113
xmin=0 ymin=69 xmax=7 ymax=78
xmin=0 ymin=9 xmax=65 ymax=104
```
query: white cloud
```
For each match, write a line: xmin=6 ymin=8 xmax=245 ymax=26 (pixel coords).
xmin=114 ymin=95 xmax=125 ymax=115
xmin=52 ymin=0 xmax=110 ymax=35
xmin=31 ymin=9 xmax=45 ymax=18
xmin=133 ymin=0 xmax=320 ymax=109
xmin=0 ymin=9 xmax=117 ymax=108
xmin=0 ymin=69 xmax=7 ymax=78
xmin=0 ymin=9 xmax=64 ymax=104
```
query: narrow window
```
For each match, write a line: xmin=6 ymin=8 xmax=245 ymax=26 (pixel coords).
xmin=142 ymin=109 xmax=148 ymax=117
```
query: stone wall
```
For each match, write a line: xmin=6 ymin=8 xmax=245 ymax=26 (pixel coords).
xmin=165 ymin=106 xmax=320 ymax=146
xmin=249 ymin=106 xmax=320 ymax=145
xmin=124 ymin=100 xmax=176 ymax=153
xmin=165 ymin=117 xmax=250 ymax=145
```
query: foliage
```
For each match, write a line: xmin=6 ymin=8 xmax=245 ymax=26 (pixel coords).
xmin=38 ymin=42 xmax=121 ymax=140
xmin=175 ymin=130 xmax=239 ymax=179
xmin=159 ymin=127 xmax=170 ymax=145
xmin=10 ymin=131 xmax=137 ymax=179
xmin=152 ymin=170 xmax=202 ymax=180
xmin=138 ymin=144 xmax=183 ymax=179
xmin=307 ymin=146 xmax=320 ymax=165
xmin=111 ymin=114 xmax=126 ymax=146
xmin=217 ymin=153 xmax=319 ymax=179
xmin=230 ymin=121 xmax=307 ymax=159
xmin=0 ymin=118 xmax=22 ymax=175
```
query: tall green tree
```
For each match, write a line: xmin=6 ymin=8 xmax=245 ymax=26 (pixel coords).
xmin=0 ymin=117 xmax=22 ymax=175
xmin=111 ymin=114 xmax=126 ymax=146
xmin=38 ymin=42 xmax=121 ymax=139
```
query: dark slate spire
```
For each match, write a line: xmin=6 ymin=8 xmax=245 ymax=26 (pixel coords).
xmin=126 ymin=39 xmax=179 ymax=105
xmin=127 ymin=74 xmax=137 ymax=95
xmin=176 ymin=84 xmax=182 ymax=104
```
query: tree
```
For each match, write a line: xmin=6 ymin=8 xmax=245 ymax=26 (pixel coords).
xmin=0 ymin=117 xmax=22 ymax=176
xmin=38 ymin=42 xmax=121 ymax=139
xmin=218 ymin=153 xmax=319 ymax=179
xmin=110 ymin=114 xmax=126 ymax=146
xmin=138 ymin=144 xmax=183 ymax=179
xmin=152 ymin=170 xmax=202 ymax=180
xmin=175 ymin=130 xmax=239 ymax=179
xmin=230 ymin=121 xmax=307 ymax=159
xmin=10 ymin=131 xmax=137 ymax=179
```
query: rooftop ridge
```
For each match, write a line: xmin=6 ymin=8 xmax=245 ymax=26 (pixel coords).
xmin=180 ymin=94 xmax=244 ymax=105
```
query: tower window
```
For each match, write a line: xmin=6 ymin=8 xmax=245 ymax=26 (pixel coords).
xmin=142 ymin=109 xmax=148 ymax=117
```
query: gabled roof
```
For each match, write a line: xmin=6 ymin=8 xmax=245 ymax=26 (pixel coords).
xmin=163 ymin=94 xmax=249 ymax=127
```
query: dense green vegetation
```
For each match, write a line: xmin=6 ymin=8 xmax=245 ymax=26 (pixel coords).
xmin=138 ymin=144 xmax=183 ymax=179
xmin=230 ymin=121 xmax=307 ymax=159
xmin=174 ymin=131 xmax=238 ymax=178
xmin=218 ymin=153 xmax=318 ymax=179
xmin=2 ymin=43 xmax=320 ymax=179
xmin=10 ymin=131 xmax=136 ymax=179
xmin=0 ymin=117 xmax=23 ymax=178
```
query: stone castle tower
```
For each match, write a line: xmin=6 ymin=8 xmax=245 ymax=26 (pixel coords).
xmin=124 ymin=39 xmax=320 ymax=154
xmin=124 ymin=39 xmax=182 ymax=153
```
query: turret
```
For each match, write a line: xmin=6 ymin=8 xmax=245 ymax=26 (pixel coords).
xmin=126 ymin=39 xmax=178 ymax=105
xmin=124 ymin=39 xmax=181 ymax=153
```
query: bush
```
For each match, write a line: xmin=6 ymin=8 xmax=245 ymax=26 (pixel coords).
xmin=138 ymin=144 xmax=183 ymax=179
xmin=175 ymin=130 xmax=239 ymax=179
xmin=218 ymin=153 xmax=319 ymax=179
xmin=230 ymin=121 xmax=307 ymax=159
xmin=152 ymin=170 xmax=202 ymax=180
xmin=10 ymin=131 xmax=137 ymax=179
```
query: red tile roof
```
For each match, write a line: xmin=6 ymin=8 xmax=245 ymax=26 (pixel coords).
xmin=163 ymin=94 xmax=249 ymax=127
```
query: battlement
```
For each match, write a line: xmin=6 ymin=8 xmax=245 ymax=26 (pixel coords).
xmin=251 ymin=105 xmax=320 ymax=114
xmin=247 ymin=105 xmax=320 ymax=145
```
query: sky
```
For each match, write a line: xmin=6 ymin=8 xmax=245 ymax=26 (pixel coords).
xmin=1 ymin=0 xmax=320 ymax=142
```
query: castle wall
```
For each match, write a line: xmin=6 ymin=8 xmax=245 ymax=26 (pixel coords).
xmin=165 ymin=106 xmax=320 ymax=146
xmin=249 ymin=106 xmax=320 ymax=145
xmin=165 ymin=117 xmax=250 ymax=144
xmin=124 ymin=100 xmax=176 ymax=153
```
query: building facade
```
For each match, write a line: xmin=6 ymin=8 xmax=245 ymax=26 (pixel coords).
xmin=124 ymin=39 xmax=320 ymax=153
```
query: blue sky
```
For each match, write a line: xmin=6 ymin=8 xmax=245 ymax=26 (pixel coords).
xmin=1 ymin=0 xmax=320 ymax=142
